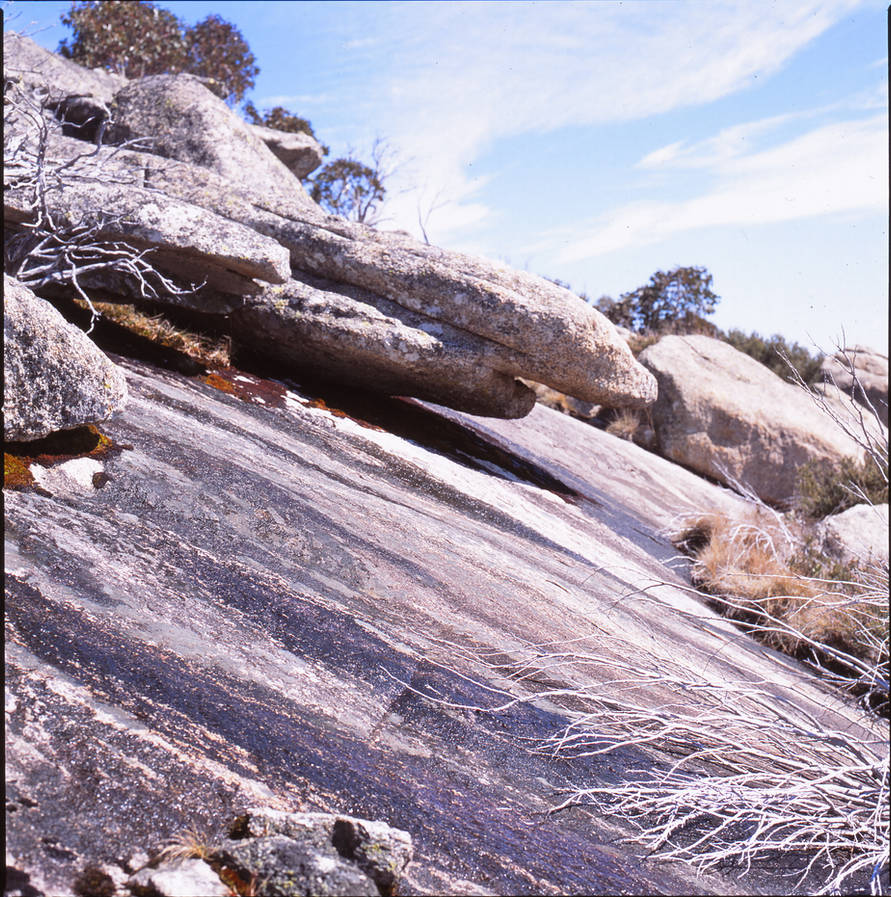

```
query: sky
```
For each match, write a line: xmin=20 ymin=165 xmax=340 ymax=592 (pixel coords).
xmin=6 ymin=0 xmax=888 ymax=353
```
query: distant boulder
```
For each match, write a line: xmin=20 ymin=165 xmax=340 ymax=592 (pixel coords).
xmin=3 ymin=275 xmax=127 ymax=441
xmin=250 ymin=123 xmax=325 ymax=180
xmin=638 ymin=334 xmax=866 ymax=505
xmin=107 ymin=73 xmax=313 ymax=207
xmin=821 ymin=346 xmax=888 ymax=426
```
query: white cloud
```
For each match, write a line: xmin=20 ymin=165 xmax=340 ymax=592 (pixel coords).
xmin=555 ymin=113 xmax=887 ymax=261
xmin=256 ymin=93 xmax=334 ymax=108
xmin=361 ymin=0 xmax=863 ymax=238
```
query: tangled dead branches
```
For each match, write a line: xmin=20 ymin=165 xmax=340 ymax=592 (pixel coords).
xmin=3 ymin=75 xmax=200 ymax=331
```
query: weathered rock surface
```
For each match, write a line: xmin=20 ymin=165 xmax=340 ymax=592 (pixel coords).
xmin=4 ymin=35 xmax=656 ymax=418
xmin=127 ymin=858 xmax=231 ymax=897
xmin=252 ymin=122 xmax=326 ymax=180
xmin=3 ymin=275 xmax=127 ymax=441
xmin=638 ymin=335 xmax=866 ymax=505
xmin=6 ymin=351 xmax=880 ymax=896
xmin=5 ymin=178 xmax=291 ymax=308
xmin=821 ymin=345 xmax=889 ymax=425
xmin=107 ymin=73 xmax=314 ymax=208
xmin=3 ymin=29 xmax=125 ymax=110
xmin=817 ymin=502 xmax=889 ymax=567
xmin=229 ymin=808 xmax=413 ymax=896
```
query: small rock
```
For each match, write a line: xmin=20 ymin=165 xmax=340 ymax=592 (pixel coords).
xmin=127 ymin=858 xmax=230 ymax=897
xmin=817 ymin=503 xmax=889 ymax=567
xmin=251 ymin=123 xmax=325 ymax=180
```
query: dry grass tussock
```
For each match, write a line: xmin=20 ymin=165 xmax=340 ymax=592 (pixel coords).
xmin=605 ymin=408 xmax=641 ymax=441
xmin=74 ymin=298 xmax=231 ymax=367
xmin=671 ymin=510 xmax=889 ymax=705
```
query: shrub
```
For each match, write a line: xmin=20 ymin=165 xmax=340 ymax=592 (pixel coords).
xmin=608 ymin=266 xmax=719 ymax=334
xmin=795 ymin=455 xmax=889 ymax=519
xmin=722 ymin=328 xmax=824 ymax=385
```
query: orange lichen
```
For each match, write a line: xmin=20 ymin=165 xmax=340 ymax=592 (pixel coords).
xmin=3 ymin=425 xmax=130 ymax=492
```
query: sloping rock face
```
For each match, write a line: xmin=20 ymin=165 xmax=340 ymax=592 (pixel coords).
xmin=638 ymin=335 xmax=866 ymax=505
xmin=3 ymin=275 xmax=127 ymax=441
xmin=3 ymin=32 xmax=655 ymax=419
xmin=821 ymin=345 xmax=889 ymax=426
xmin=251 ymin=122 xmax=325 ymax=180
xmin=6 ymin=353 xmax=878 ymax=896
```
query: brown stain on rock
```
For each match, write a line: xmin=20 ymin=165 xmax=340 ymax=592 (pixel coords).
xmin=3 ymin=425 xmax=132 ymax=493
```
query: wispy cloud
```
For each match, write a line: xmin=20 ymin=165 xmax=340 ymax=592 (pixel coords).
xmin=555 ymin=113 xmax=887 ymax=261
xmin=353 ymin=0 xmax=863 ymax=236
xmin=256 ymin=93 xmax=334 ymax=108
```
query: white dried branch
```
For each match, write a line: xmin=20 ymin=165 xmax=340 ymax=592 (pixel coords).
xmin=4 ymin=79 xmax=199 ymax=330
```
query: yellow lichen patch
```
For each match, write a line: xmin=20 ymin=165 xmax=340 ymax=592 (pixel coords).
xmin=4 ymin=453 xmax=35 ymax=489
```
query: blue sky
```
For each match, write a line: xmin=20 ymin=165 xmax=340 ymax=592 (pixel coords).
xmin=7 ymin=0 xmax=888 ymax=353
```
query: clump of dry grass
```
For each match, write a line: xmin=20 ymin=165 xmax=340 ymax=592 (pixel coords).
xmin=671 ymin=509 xmax=888 ymax=712
xmin=155 ymin=826 xmax=218 ymax=864
xmin=605 ymin=408 xmax=641 ymax=441
xmin=73 ymin=298 xmax=231 ymax=367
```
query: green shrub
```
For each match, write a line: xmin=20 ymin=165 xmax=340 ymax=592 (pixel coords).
xmin=722 ymin=328 xmax=824 ymax=385
xmin=795 ymin=455 xmax=889 ymax=519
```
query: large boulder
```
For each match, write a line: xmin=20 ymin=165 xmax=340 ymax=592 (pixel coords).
xmin=15 ymin=128 xmax=655 ymax=417
xmin=821 ymin=345 xmax=888 ymax=425
xmin=251 ymin=123 xmax=325 ymax=180
xmin=638 ymin=334 xmax=867 ymax=505
xmin=3 ymin=275 xmax=127 ymax=441
xmin=232 ymin=276 xmax=539 ymax=417
xmin=4 ymin=45 xmax=657 ymax=419
xmin=107 ymin=74 xmax=314 ymax=208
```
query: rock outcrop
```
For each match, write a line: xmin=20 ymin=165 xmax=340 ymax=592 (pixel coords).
xmin=3 ymin=275 xmax=127 ymax=441
xmin=821 ymin=345 xmax=889 ymax=426
xmin=106 ymin=73 xmax=314 ymax=208
xmin=4 ymin=32 xmax=655 ymax=420
xmin=6 ymin=352 xmax=881 ymax=895
xmin=638 ymin=335 xmax=866 ymax=505
xmin=251 ymin=122 xmax=325 ymax=180
xmin=2 ymin=28 xmax=125 ymax=125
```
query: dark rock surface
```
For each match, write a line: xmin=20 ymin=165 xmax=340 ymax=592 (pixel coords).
xmin=6 ymin=353 xmax=876 ymax=896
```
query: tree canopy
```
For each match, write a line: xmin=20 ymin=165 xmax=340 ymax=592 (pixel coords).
xmin=58 ymin=1 xmax=258 ymax=104
xmin=309 ymin=158 xmax=386 ymax=224
xmin=596 ymin=266 xmax=720 ymax=334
